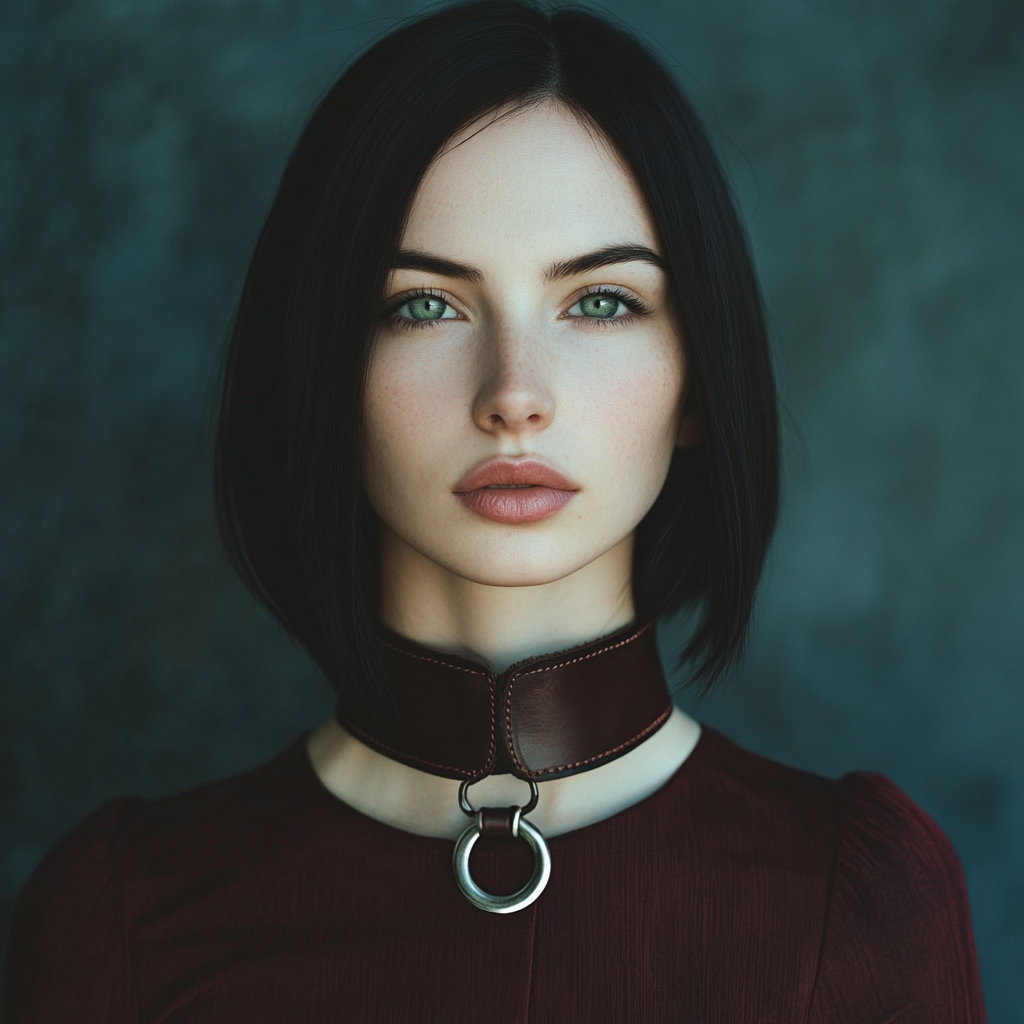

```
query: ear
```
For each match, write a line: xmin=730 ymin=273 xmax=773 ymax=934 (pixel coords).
xmin=676 ymin=410 xmax=700 ymax=448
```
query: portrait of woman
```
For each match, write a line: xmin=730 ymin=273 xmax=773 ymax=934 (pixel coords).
xmin=2 ymin=0 xmax=1016 ymax=1020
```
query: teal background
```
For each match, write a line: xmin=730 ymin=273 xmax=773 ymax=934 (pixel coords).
xmin=1 ymin=0 xmax=1021 ymax=1016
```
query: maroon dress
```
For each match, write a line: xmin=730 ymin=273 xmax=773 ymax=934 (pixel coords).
xmin=4 ymin=724 xmax=984 ymax=1022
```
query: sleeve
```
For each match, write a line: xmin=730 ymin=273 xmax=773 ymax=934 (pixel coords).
xmin=806 ymin=772 xmax=986 ymax=1024
xmin=2 ymin=798 xmax=142 ymax=1023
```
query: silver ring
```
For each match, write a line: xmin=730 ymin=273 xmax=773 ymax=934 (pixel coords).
xmin=452 ymin=816 xmax=552 ymax=914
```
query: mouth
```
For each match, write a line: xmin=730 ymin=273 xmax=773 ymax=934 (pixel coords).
xmin=453 ymin=457 xmax=579 ymax=524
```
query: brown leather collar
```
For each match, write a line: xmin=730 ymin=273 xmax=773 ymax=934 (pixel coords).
xmin=335 ymin=621 xmax=673 ymax=782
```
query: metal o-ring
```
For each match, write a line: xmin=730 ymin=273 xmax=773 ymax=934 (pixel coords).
xmin=459 ymin=778 xmax=539 ymax=817
xmin=452 ymin=815 xmax=552 ymax=914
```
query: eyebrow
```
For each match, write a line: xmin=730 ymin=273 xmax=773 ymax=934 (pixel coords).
xmin=546 ymin=244 xmax=666 ymax=280
xmin=391 ymin=250 xmax=483 ymax=283
xmin=391 ymin=243 xmax=666 ymax=284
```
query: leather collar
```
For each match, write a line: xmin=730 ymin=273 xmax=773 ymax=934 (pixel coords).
xmin=335 ymin=621 xmax=673 ymax=782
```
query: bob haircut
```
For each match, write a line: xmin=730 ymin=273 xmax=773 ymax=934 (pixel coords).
xmin=215 ymin=0 xmax=779 ymax=725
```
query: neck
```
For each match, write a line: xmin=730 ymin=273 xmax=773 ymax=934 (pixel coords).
xmin=378 ymin=525 xmax=636 ymax=672
xmin=308 ymin=524 xmax=701 ymax=839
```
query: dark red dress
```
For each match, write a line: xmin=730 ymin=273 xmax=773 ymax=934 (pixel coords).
xmin=4 ymin=724 xmax=984 ymax=1022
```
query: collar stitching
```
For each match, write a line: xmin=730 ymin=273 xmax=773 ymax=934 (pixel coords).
xmin=518 ymin=703 xmax=673 ymax=777
xmin=511 ymin=622 xmax=652 ymax=680
xmin=341 ymin=716 xmax=495 ymax=779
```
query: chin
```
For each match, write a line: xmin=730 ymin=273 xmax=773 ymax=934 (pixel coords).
xmin=434 ymin=538 xmax=614 ymax=589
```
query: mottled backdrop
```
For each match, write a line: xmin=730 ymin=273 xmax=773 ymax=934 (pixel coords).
xmin=1 ymin=0 xmax=1021 ymax=1016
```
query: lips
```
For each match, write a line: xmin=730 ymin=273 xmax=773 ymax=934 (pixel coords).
xmin=453 ymin=457 xmax=579 ymax=524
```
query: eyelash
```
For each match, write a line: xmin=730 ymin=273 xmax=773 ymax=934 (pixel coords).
xmin=383 ymin=288 xmax=454 ymax=332
xmin=382 ymin=286 xmax=651 ymax=332
xmin=569 ymin=286 xmax=651 ymax=328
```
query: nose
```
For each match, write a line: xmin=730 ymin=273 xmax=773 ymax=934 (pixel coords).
xmin=472 ymin=323 xmax=555 ymax=439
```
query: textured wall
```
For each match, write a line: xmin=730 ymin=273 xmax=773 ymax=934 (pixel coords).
xmin=1 ymin=0 xmax=1021 ymax=1016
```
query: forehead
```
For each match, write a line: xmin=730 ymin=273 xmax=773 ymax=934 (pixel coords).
xmin=399 ymin=101 xmax=658 ymax=268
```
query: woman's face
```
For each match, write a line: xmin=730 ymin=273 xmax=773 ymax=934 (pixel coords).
xmin=363 ymin=100 xmax=692 ymax=590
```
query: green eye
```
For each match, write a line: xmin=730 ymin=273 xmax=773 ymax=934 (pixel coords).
xmin=569 ymin=293 xmax=628 ymax=319
xmin=399 ymin=295 xmax=456 ymax=321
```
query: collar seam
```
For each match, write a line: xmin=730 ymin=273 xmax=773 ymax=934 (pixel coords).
xmin=510 ymin=622 xmax=653 ymax=680
xmin=508 ymin=703 xmax=673 ymax=777
xmin=341 ymin=717 xmax=494 ymax=779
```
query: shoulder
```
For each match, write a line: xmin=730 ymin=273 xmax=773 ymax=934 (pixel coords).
xmin=101 ymin=735 xmax=328 ymax=883
xmin=685 ymin=726 xmax=845 ymax=847
xmin=833 ymin=771 xmax=970 ymax=905
xmin=686 ymin=730 xmax=975 ymax=889
xmin=8 ymin=795 xmax=142 ymax=943
xmin=829 ymin=771 xmax=981 ymax=958
xmin=688 ymin=731 xmax=985 ymax=1021
xmin=4 ymin=737 xmax=325 ymax=1007
xmin=808 ymin=771 xmax=986 ymax=1022
xmin=10 ymin=797 xmax=142 ymax=919
xmin=4 ymin=797 xmax=142 ymax=1018
xmin=10 ymin=738 xmax=318 ymax=896
xmin=655 ymin=727 xmax=847 ymax=899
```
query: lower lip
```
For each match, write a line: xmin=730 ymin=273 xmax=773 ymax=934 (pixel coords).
xmin=455 ymin=486 xmax=576 ymax=524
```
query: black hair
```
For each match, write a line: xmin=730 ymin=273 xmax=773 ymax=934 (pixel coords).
xmin=214 ymin=0 xmax=779 ymax=722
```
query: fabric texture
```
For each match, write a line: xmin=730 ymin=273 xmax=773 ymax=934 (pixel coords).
xmin=3 ymin=726 xmax=985 ymax=1023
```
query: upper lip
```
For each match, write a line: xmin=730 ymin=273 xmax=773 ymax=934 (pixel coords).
xmin=453 ymin=457 xmax=579 ymax=493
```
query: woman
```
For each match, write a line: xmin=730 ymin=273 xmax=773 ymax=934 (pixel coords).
xmin=4 ymin=2 xmax=985 ymax=1020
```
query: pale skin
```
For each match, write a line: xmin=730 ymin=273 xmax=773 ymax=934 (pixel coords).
xmin=308 ymin=100 xmax=701 ymax=841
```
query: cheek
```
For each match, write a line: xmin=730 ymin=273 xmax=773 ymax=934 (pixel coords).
xmin=362 ymin=342 xmax=465 ymax=506
xmin=579 ymin=340 xmax=683 ymax=478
